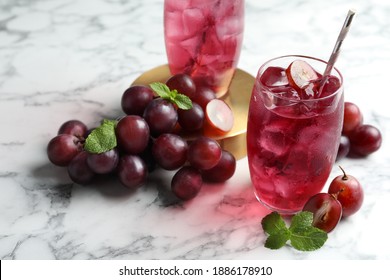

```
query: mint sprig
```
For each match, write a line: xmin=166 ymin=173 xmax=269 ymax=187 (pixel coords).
xmin=84 ymin=119 xmax=118 ymax=154
xmin=149 ymin=82 xmax=192 ymax=110
xmin=261 ymin=211 xmax=328 ymax=251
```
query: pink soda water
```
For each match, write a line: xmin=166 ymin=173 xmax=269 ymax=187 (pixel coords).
xmin=247 ymin=56 xmax=344 ymax=213
xmin=164 ymin=0 xmax=244 ymax=97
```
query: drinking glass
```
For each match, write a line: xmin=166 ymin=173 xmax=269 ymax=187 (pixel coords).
xmin=164 ymin=0 xmax=245 ymax=98
xmin=246 ymin=55 xmax=344 ymax=214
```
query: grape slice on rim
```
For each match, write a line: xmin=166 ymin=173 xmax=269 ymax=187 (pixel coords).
xmin=286 ymin=60 xmax=319 ymax=91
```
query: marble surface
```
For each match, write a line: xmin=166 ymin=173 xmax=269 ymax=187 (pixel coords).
xmin=1 ymin=0 xmax=390 ymax=260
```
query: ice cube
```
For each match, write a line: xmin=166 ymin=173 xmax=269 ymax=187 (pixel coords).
xmin=216 ymin=17 xmax=242 ymax=39
xmin=200 ymin=25 xmax=223 ymax=56
xmin=165 ymin=11 xmax=186 ymax=39
xmin=191 ymin=0 xmax=219 ymax=7
xmin=165 ymin=0 xmax=191 ymax=12
xmin=261 ymin=67 xmax=289 ymax=87
xmin=182 ymin=8 xmax=205 ymax=37
xmin=282 ymin=146 xmax=311 ymax=177
xmin=301 ymin=78 xmax=322 ymax=99
xmin=297 ymin=124 xmax=321 ymax=146
xmin=319 ymin=75 xmax=341 ymax=97
xmin=220 ymin=35 xmax=239 ymax=60
xmin=166 ymin=43 xmax=193 ymax=70
xmin=257 ymin=119 xmax=294 ymax=157
xmin=180 ymin=35 xmax=202 ymax=59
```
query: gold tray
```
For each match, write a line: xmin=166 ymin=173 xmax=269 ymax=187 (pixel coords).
xmin=132 ymin=65 xmax=255 ymax=160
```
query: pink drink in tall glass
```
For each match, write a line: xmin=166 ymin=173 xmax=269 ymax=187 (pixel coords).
xmin=247 ymin=55 xmax=344 ymax=214
xmin=164 ymin=0 xmax=244 ymax=97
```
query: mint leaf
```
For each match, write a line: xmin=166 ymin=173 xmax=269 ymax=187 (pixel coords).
xmin=261 ymin=211 xmax=328 ymax=252
xmin=289 ymin=211 xmax=314 ymax=231
xmin=174 ymin=93 xmax=192 ymax=110
xmin=149 ymin=82 xmax=193 ymax=110
xmin=290 ymin=226 xmax=328 ymax=251
xmin=261 ymin=212 xmax=290 ymax=249
xmin=264 ymin=231 xmax=290 ymax=250
xmin=150 ymin=82 xmax=171 ymax=99
xmin=289 ymin=211 xmax=327 ymax=251
xmin=261 ymin=211 xmax=288 ymax=235
xmin=84 ymin=119 xmax=118 ymax=154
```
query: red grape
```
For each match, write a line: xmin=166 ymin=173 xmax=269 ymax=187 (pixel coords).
xmin=177 ymin=102 xmax=204 ymax=131
xmin=117 ymin=155 xmax=147 ymax=190
xmin=336 ymin=135 xmax=350 ymax=161
xmin=302 ymin=193 xmax=342 ymax=233
xmin=139 ymin=139 xmax=157 ymax=173
xmin=58 ymin=120 xmax=87 ymax=138
xmin=171 ymin=166 xmax=202 ymax=200
xmin=328 ymin=166 xmax=364 ymax=218
xmin=121 ymin=85 xmax=155 ymax=116
xmin=152 ymin=134 xmax=188 ymax=170
xmin=116 ymin=115 xmax=150 ymax=154
xmin=188 ymin=136 xmax=222 ymax=170
xmin=166 ymin=73 xmax=196 ymax=99
xmin=143 ymin=98 xmax=178 ymax=136
xmin=348 ymin=124 xmax=382 ymax=157
xmin=47 ymin=134 xmax=83 ymax=166
xmin=192 ymin=86 xmax=216 ymax=110
xmin=342 ymin=102 xmax=363 ymax=136
xmin=202 ymin=150 xmax=236 ymax=183
xmin=87 ymin=148 xmax=119 ymax=174
xmin=67 ymin=151 xmax=95 ymax=184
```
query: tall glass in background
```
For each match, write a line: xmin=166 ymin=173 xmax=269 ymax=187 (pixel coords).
xmin=164 ymin=0 xmax=244 ymax=98
xmin=247 ymin=55 xmax=344 ymax=214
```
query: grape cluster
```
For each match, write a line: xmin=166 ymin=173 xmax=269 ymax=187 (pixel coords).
xmin=47 ymin=74 xmax=236 ymax=201
xmin=337 ymin=101 xmax=382 ymax=160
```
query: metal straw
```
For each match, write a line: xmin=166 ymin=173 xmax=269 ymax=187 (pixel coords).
xmin=323 ymin=9 xmax=356 ymax=77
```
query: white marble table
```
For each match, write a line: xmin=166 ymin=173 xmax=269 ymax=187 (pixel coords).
xmin=1 ymin=0 xmax=389 ymax=260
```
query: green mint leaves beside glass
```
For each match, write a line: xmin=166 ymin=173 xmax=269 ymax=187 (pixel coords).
xmin=261 ymin=211 xmax=328 ymax=251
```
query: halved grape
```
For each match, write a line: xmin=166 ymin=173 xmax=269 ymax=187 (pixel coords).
xmin=303 ymin=192 xmax=342 ymax=233
xmin=286 ymin=60 xmax=319 ymax=91
xmin=205 ymin=99 xmax=234 ymax=134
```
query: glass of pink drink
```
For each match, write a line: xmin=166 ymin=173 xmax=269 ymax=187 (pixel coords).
xmin=164 ymin=0 xmax=244 ymax=98
xmin=247 ymin=55 xmax=344 ymax=214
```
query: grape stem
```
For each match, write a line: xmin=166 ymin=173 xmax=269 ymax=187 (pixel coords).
xmin=338 ymin=165 xmax=348 ymax=181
